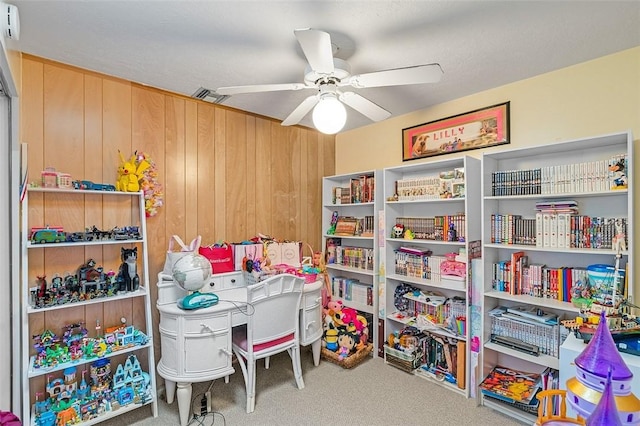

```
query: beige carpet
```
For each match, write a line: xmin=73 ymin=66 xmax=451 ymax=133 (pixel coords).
xmin=100 ymin=346 xmax=522 ymax=425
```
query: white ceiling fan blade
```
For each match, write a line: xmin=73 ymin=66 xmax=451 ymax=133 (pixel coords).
xmin=294 ymin=28 xmax=335 ymax=74
xmin=339 ymin=91 xmax=391 ymax=122
xmin=281 ymin=95 xmax=319 ymax=126
xmin=216 ymin=83 xmax=309 ymax=96
xmin=343 ymin=63 xmax=443 ymax=89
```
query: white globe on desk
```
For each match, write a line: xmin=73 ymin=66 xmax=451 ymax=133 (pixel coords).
xmin=172 ymin=254 xmax=218 ymax=309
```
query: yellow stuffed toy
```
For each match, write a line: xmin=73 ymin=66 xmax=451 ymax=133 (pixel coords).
xmin=116 ymin=151 xmax=150 ymax=192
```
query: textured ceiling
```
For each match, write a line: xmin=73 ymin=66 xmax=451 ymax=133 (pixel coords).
xmin=6 ymin=0 xmax=640 ymax=132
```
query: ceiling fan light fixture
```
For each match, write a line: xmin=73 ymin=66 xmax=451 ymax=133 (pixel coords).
xmin=312 ymin=93 xmax=346 ymax=135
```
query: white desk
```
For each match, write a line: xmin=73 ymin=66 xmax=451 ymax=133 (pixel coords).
xmin=156 ymin=276 xmax=323 ymax=426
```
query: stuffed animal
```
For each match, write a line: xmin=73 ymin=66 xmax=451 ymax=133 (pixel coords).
xmin=323 ymin=324 xmax=339 ymax=352
xmin=116 ymin=151 xmax=151 ymax=192
xmin=337 ymin=330 xmax=358 ymax=360
xmin=324 ymin=299 xmax=344 ymax=319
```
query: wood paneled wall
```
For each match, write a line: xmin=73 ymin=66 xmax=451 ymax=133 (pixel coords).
xmin=20 ymin=55 xmax=335 ymax=385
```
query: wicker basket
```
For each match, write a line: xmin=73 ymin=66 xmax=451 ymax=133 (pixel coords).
xmin=321 ymin=343 xmax=373 ymax=369
xmin=384 ymin=345 xmax=423 ymax=373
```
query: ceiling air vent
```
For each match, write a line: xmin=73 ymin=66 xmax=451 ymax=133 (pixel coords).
xmin=191 ymin=87 xmax=229 ymax=104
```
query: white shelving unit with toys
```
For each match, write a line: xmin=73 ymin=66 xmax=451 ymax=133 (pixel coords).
xmin=19 ymin=187 xmax=158 ymax=426
xmin=322 ymin=170 xmax=382 ymax=356
xmin=382 ymin=156 xmax=481 ymax=397
xmin=479 ymin=130 xmax=634 ymax=423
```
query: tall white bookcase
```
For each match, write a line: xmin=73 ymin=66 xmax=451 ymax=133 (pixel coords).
xmin=382 ymin=156 xmax=481 ymax=397
xmin=322 ymin=170 xmax=382 ymax=356
xmin=479 ymin=130 xmax=633 ymax=423
xmin=19 ymin=188 xmax=158 ymax=426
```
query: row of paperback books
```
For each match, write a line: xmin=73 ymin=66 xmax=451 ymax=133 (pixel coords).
xmin=490 ymin=153 xmax=628 ymax=196
xmin=394 ymin=214 xmax=466 ymax=242
xmin=327 ymin=244 xmax=374 ymax=271
xmin=491 ymin=213 xmax=627 ymax=250
xmin=491 ymin=252 xmax=590 ymax=302
xmin=488 ymin=306 xmax=561 ymax=357
xmin=332 ymin=174 xmax=375 ymax=204
xmin=394 ymin=250 xmax=447 ymax=282
xmin=393 ymin=168 xmax=465 ymax=201
xmin=331 ymin=276 xmax=373 ymax=306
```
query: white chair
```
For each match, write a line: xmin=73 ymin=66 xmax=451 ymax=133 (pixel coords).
xmin=232 ymin=273 xmax=305 ymax=413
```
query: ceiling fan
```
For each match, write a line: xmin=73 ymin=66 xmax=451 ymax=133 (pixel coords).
xmin=215 ymin=28 xmax=444 ymax=134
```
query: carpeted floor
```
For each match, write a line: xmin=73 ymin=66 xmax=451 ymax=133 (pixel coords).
xmin=100 ymin=346 xmax=522 ymax=425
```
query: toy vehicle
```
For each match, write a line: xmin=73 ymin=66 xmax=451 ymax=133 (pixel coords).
xmin=72 ymin=180 xmax=116 ymax=191
xmin=31 ymin=229 xmax=67 ymax=244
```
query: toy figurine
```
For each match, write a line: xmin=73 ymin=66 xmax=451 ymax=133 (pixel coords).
xmin=327 ymin=210 xmax=339 ymax=235
xmin=392 ymin=223 xmax=405 ymax=238
xmin=117 ymin=248 xmax=139 ymax=292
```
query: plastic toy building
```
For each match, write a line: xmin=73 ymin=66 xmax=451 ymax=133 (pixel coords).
xmin=565 ymin=311 xmax=640 ymax=425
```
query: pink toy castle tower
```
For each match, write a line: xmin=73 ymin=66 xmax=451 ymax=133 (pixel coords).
xmin=566 ymin=311 xmax=640 ymax=425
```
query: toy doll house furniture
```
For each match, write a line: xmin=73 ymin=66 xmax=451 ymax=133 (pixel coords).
xmin=231 ymin=274 xmax=306 ymax=413
xmin=535 ymin=389 xmax=586 ymax=425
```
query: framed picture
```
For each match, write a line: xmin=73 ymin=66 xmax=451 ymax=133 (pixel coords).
xmin=402 ymin=102 xmax=510 ymax=161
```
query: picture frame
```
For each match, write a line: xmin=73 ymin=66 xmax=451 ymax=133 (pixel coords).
xmin=402 ymin=102 xmax=510 ymax=161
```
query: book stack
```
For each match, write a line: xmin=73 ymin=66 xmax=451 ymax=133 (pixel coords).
xmin=480 ymin=365 xmax=543 ymax=411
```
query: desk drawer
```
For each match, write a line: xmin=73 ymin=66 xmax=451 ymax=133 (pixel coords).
xmin=160 ymin=314 xmax=179 ymax=333
xmin=303 ymin=292 xmax=322 ymax=309
xmin=300 ymin=306 xmax=323 ymax=345
xmin=202 ymin=271 xmax=244 ymax=293
xmin=183 ymin=313 xmax=229 ymax=333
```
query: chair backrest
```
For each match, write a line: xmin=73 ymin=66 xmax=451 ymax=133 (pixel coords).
xmin=245 ymin=274 xmax=305 ymax=351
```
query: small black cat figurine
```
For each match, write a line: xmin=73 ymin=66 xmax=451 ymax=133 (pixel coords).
xmin=118 ymin=247 xmax=140 ymax=292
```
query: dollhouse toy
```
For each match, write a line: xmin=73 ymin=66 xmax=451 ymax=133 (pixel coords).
xmin=112 ymin=355 xmax=151 ymax=405
xmin=32 ymin=353 xmax=150 ymax=425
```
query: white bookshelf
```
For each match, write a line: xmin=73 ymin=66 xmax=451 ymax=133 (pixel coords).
xmin=19 ymin=188 xmax=158 ymax=425
xmin=322 ymin=170 xmax=382 ymax=356
xmin=479 ymin=130 xmax=634 ymax=421
xmin=382 ymin=156 xmax=481 ymax=397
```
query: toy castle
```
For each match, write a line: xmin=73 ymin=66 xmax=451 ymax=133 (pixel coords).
xmin=566 ymin=311 xmax=640 ymax=425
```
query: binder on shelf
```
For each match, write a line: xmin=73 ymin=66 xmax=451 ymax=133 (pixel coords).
xmin=542 ymin=213 xmax=551 ymax=247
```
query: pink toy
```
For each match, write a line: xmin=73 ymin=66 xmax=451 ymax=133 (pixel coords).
xmin=441 ymin=252 xmax=466 ymax=278
xmin=324 ymin=299 xmax=343 ymax=317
